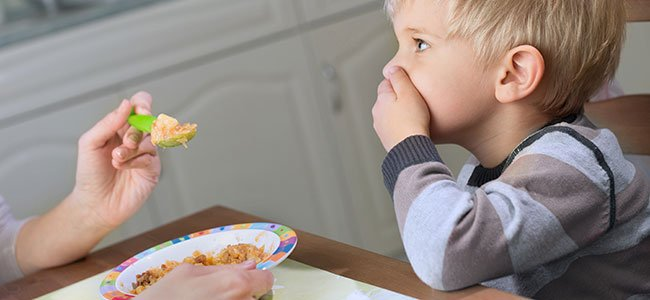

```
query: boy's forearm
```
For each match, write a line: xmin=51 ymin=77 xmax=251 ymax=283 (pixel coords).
xmin=15 ymin=195 xmax=112 ymax=275
xmin=383 ymin=135 xmax=512 ymax=290
xmin=382 ymin=135 xmax=453 ymax=229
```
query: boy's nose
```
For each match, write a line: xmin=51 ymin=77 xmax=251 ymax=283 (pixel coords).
xmin=382 ymin=55 xmax=404 ymax=79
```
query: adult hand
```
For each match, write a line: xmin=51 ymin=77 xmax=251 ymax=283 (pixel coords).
xmin=71 ymin=91 xmax=161 ymax=230
xmin=372 ymin=66 xmax=431 ymax=151
xmin=135 ymin=261 xmax=274 ymax=300
xmin=15 ymin=92 xmax=162 ymax=275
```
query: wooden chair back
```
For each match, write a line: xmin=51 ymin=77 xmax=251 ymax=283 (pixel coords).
xmin=583 ymin=0 xmax=650 ymax=155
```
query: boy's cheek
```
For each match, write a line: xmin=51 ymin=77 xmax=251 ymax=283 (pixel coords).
xmin=409 ymin=78 xmax=435 ymax=105
xmin=402 ymin=68 xmax=445 ymax=111
xmin=406 ymin=68 xmax=433 ymax=92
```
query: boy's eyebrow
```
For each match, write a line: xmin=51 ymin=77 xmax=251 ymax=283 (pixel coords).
xmin=406 ymin=26 xmax=443 ymax=39
xmin=407 ymin=26 xmax=427 ymax=33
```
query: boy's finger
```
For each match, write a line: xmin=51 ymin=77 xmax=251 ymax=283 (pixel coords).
xmin=81 ymin=100 xmax=130 ymax=149
xmin=130 ymin=91 xmax=153 ymax=115
xmin=377 ymin=79 xmax=395 ymax=96
xmin=387 ymin=67 xmax=420 ymax=99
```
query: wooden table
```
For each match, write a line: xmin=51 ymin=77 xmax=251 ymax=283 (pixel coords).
xmin=0 ymin=205 xmax=521 ymax=299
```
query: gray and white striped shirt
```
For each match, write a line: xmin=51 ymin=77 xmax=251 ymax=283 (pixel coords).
xmin=382 ymin=115 xmax=650 ymax=298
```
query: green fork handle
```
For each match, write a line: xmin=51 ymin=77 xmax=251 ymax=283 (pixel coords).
xmin=127 ymin=109 xmax=156 ymax=133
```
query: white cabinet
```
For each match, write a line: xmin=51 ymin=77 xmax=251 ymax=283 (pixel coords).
xmin=302 ymin=10 xmax=403 ymax=255
xmin=300 ymin=9 xmax=470 ymax=254
xmin=0 ymin=0 xmax=298 ymax=121
xmin=120 ymin=37 xmax=358 ymax=246
xmin=0 ymin=94 xmax=117 ymax=219
xmin=297 ymin=0 xmax=381 ymax=22
xmin=0 ymin=0 xmax=426 ymax=255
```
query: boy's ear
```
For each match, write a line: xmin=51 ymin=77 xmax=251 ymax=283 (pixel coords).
xmin=494 ymin=45 xmax=545 ymax=104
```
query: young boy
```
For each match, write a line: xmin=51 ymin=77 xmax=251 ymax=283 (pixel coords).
xmin=372 ymin=0 xmax=650 ymax=298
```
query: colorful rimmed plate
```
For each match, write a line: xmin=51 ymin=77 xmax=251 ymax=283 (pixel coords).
xmin=99 ymin=222 xmax=297 ymax=299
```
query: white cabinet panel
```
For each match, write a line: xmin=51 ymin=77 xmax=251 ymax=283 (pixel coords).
xmin=0 ymin=0 xmax=299 ymax=122
xmin=0 ymin=0 xmax=422 ymax=254
xmin=0 ymin=94 xmax=116 ymax=219
xmin=297 ymin=0 xmax=381 ymax=22
xmin=121 ymin=37 xmax=358 ymax=245
xmin=303 ymin=10 xmax=403 ymax=255
xmin=0 ymin=94 xmax=163 ymax=248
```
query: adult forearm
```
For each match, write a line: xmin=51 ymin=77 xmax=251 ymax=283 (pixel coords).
xmin=14 ymin=194 xmax=113 ymax=275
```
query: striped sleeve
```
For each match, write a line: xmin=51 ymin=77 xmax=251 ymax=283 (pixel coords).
xmin=382 ymin=129 xmax=649 ymax=291
xmin=0 ymin=196 xmax=27 ymax=284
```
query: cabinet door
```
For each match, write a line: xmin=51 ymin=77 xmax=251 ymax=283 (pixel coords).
xmin=0 ymin=94 xmax=161 ymax=248
xmin=296 ymin=0 xmax=381 ymax=22
xmin=120 ymin=37 xmax=358 ymax=245
xmin=302 ymin=10 xmax=403 ymax=255
xmin=303 ymin=9 xmax=472 ymax=256
xmin=303 ymin=10 xmax=471 ymax=255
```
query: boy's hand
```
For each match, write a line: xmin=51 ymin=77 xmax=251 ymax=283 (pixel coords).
xmin=372 ymin=66 xmax=431 ymax=151
xmin=71 ymin=91 xmax=161 ymax=231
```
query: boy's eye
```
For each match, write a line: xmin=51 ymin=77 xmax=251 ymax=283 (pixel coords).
xmin=415 ymin=38 xmax=430 ymax=52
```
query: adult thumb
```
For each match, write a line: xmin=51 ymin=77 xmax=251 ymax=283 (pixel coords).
xmin=80 ymin=100 xmax=130 ymax=149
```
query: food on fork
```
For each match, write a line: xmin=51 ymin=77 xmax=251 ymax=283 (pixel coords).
xmin=150 ymin=114 xmax=197 ymax=148
xmin=127 ymin=111 xmax=197 ymax=148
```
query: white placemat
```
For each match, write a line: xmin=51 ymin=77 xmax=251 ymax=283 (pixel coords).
xmin=37 ymin=259 xmax=414 ymax=300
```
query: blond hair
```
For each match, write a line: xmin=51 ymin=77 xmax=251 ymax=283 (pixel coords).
xmin=385 ymin=0 xmax=626 ymax=117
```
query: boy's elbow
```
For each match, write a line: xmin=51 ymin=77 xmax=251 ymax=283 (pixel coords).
xmin=409 ymin=257 xmax=480 ymax=291
xmin=411 ymin=264 xmax=446 ymax=290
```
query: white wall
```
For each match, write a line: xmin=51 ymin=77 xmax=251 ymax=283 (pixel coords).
xmin=618 ymin=22 xmax=650 ymax=94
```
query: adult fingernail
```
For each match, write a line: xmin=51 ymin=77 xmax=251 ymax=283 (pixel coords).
xmin=134 ymin=91 xmax=150 ymax=99
xmin=129 ymin=134 xmax=139 ymax=143
xmin=132 ymin=91 xmax=152 ymax=107
xmin=115 ymin=148 xmax=125 ymax=159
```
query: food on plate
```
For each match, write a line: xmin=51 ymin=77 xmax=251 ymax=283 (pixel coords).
xmin=150 ymin=113 xmax=197 ymax=148
xmin=130 ymin=244 xmax=267 ymax=295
